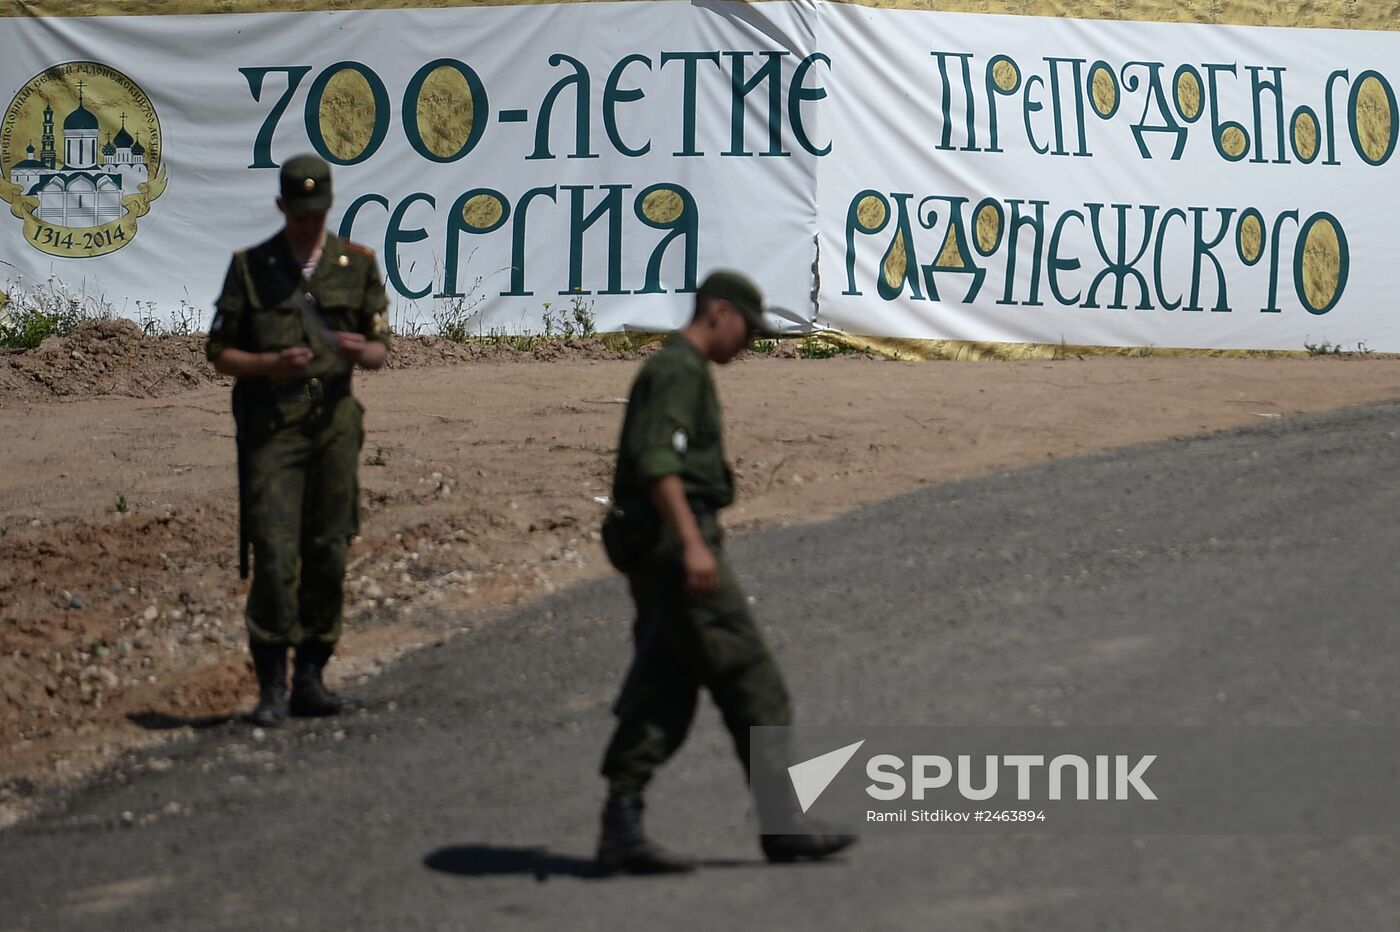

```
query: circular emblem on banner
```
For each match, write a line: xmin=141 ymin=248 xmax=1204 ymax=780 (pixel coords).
xmin=1 ymin=61 xmax=166 ymax=258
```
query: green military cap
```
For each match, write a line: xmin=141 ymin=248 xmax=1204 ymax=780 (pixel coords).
xmin=279 ymin=153 xmax=333 ymax=213
xmin=697 ymin=269 xmax=783 ymax=336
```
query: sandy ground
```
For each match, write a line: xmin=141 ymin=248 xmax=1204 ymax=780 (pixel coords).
xmin=1 ymin=337 xmax=1397 ymax=824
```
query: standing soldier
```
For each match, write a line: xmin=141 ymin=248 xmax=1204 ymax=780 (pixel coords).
xmin=596 ymin=271 xmax=855 ymax=874
xmin=206 ymin=154 xmax=391 ymax=727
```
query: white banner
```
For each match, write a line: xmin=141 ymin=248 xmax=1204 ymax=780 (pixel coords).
xmin=2 ymin=3 xmax=1396 ymax=351
xmin=816 ymin=7 xmax=1397 ymax=351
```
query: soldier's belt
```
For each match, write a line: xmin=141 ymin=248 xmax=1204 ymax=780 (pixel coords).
xmin=270 ymin=375 xmax=351 ymax=405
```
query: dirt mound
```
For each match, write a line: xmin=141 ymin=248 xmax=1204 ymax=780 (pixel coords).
xmin=385 ymin=333 xmax=653 ymax=369
xmin=0 ymin=319 xmax=213 ymax=403
xmin=0 ymin=324 xmax=657 ymax=404
xmin=0 ymin=507 xmax=243 ymax=746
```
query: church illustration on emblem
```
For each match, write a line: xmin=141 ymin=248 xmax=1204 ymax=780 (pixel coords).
xmin=7 ymin=81 xmax=151 ymax=228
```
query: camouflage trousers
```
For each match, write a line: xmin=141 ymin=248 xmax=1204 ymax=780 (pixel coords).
xmin=601 ymin=521 xmax=792 ymax=796
xmin=243 ymin=394 xmax=364 ymax=647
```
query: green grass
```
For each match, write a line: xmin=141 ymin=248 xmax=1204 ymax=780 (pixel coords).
xmin=797 ymin=335 xmax=866 ymax=359
xmin=1303 ymin=339 xmax=1344 ymax=356
xmin=0 ymin=274 xmax=112 ymax=349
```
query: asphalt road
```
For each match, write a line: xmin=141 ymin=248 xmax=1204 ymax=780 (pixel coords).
xmin=5 ymin=399 xmax=1400 ymax=931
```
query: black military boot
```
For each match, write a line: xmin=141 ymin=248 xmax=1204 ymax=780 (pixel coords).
xmin=595 ymin=793 xmax=697 ymax=876
xmin=289 ymin=642 xmax=344 ymax=718
xmin=248 ymin=644 xmax=288 ymax=727
xmin=760 ymin=821 xmax=858 ymax=864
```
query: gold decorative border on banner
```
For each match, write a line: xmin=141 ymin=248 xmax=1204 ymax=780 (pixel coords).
xmin=3 ymin=0 xmax=1399 ymax=30
xmin=807 ymin=332 xmax=1316 ymax=361
xmin=609 ymin=331 xmax=1330 ymax=360
xmin=2 ymin=61 xmax=167 ymax=258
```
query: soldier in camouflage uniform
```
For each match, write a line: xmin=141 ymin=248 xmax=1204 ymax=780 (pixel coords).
xmin=206 ymin=154 xmax=391 ymax=727
xmin=596 ymin=271 xmax=855 ymax=874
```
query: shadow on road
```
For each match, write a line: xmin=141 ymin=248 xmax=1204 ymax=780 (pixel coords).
xmin=425 ymin=845 xmax=599 ymax=880
xmin=424 ymin=845 xmax=762 ymax=881
xmin=126 ymin=711 xmax=237 ymax=731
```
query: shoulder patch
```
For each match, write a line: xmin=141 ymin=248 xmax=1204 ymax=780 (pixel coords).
xmin=343 ymin=240 xmax=376 ymax=257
